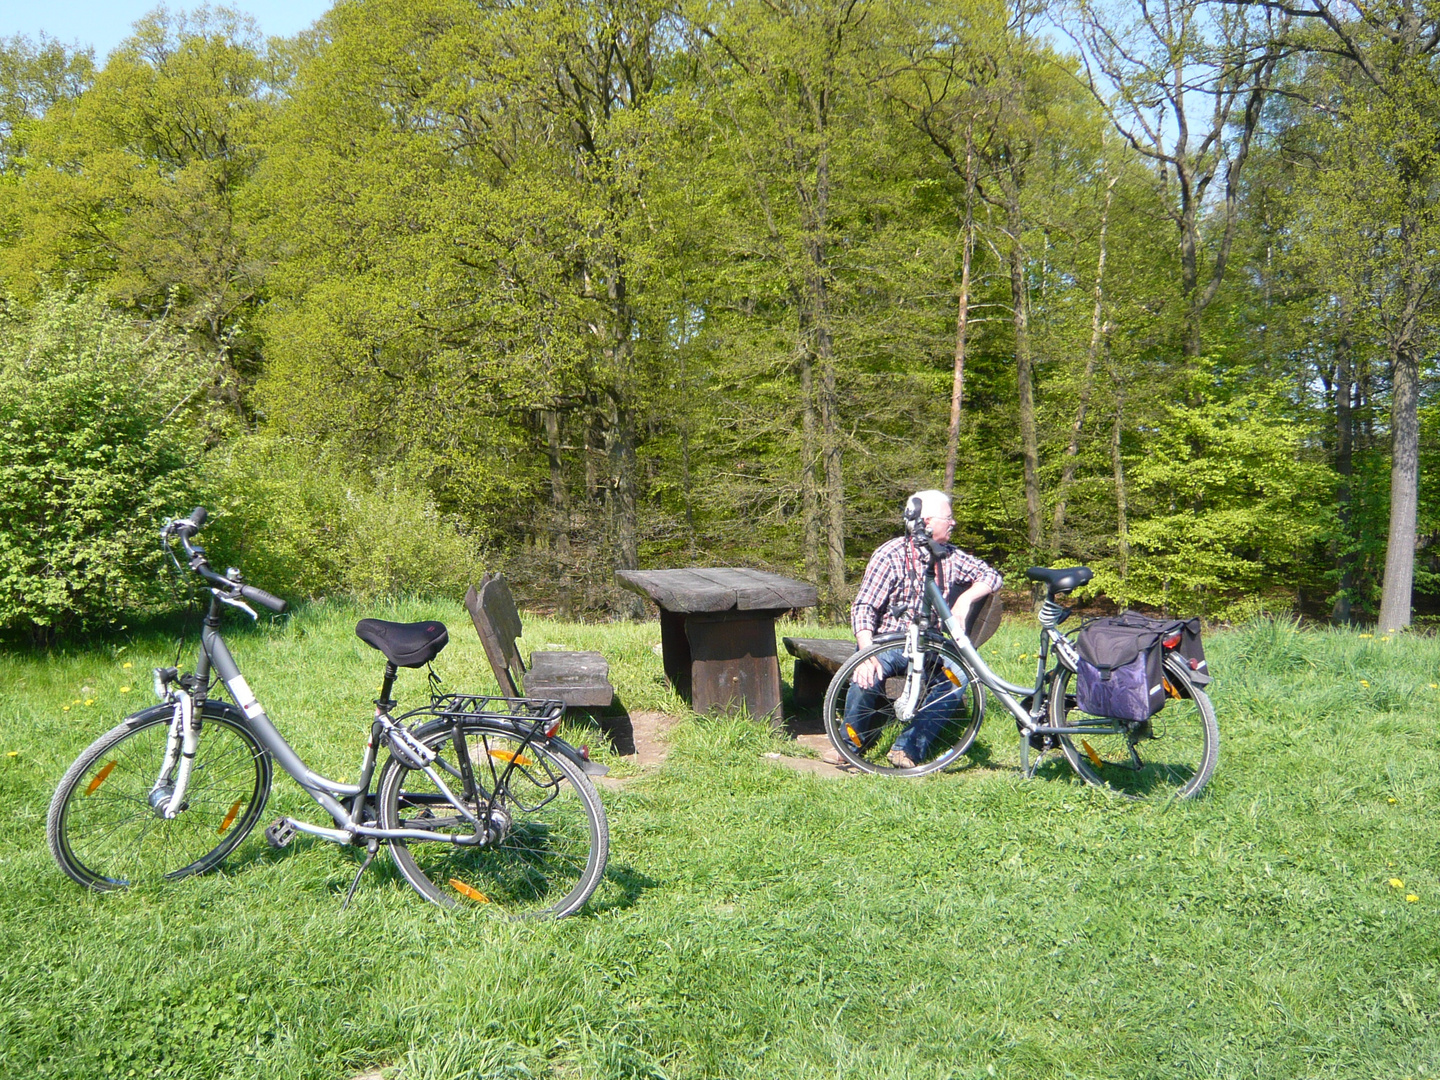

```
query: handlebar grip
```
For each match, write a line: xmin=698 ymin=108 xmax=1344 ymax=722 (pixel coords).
xmin=240 ymin=584 xmax=288 ymax=614
xmin=188 ymin=507 xmax=207 ymax=528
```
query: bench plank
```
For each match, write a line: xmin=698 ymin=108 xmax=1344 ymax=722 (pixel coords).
xmin=466 ymin=574 xmax=614 ymax=709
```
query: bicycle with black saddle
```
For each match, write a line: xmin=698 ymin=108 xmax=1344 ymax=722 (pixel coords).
xmin=46 ymin=508 xmax=610 ymax=916
xmin=822 ymin=514 xmax=1218 ymax=800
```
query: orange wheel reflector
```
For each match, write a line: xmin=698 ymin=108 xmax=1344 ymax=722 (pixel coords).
xmin=1163 ymin=677 xmax=1181 ymax=699
xmin=86 ymin=761 xmax=117 ymax=795
xmin=449 ymin=879 xmax=489 ymax=903
xmin=489 ymin=750 xmax=533 ymax=766
xmin=1082 ymin=740 xmax=1103 ymax=769
xmin=217 ymin=799 xmax=243 ymax=835
xmin=943 ymin=666 xmax=962 ymax=686
xmin=844 ymin=724 xmax=863 ymax=749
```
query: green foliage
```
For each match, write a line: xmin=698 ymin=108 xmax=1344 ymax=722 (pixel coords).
xmin=0 ymin=290 xmax=209 ymax=641
xmin=1100 ymin=377 xmax=1334 ymax=615
xmin=199 ymin=436 xmax=488 ymax=602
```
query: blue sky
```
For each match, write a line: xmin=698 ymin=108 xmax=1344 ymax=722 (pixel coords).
xmin=1 ymin=1 xmax=334 ymax=60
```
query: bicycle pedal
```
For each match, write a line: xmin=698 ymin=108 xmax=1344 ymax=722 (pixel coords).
xmin=265 ymin=818 xmax=297 ymax=849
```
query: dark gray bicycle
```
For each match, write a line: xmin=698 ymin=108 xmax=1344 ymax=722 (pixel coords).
xmin=823 ymin=518 xmax=1218 ymax=799
xmin=46 ymin=508 xmax=609 ymax=916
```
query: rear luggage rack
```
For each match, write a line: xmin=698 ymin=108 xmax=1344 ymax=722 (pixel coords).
xmin=428 ymin=693 xmax=565 ymax=724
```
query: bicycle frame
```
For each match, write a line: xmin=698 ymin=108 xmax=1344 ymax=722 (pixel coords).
xmin=922 ymin=574 xmax=1130 ymax=776
xmin=183 ymin=595 xmax=563 ymax=849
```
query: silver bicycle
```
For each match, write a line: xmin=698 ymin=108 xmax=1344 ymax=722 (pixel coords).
xmin=823 ymin=530 xmax=1218 ymax=799
xmin=47 ymin=508 xmax=610 ymax=916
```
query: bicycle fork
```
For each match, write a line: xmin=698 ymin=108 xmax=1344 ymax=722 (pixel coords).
xmin=149 ymin=689 xmax=198 ymax=819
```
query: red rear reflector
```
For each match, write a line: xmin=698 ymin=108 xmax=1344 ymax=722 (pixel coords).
xmin=581 ymin=745 xmax=591 ymax=761
xmin=1162 ymin=633 xmax=1182 ymax=649
xmin=545 ymin=718 xmax=562 ymax=738
xmin=1189 ymin=657 xmax=1201 ymax=670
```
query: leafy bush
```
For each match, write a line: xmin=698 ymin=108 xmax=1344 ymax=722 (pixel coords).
xmin=198 ymin=435 xmax=486 ymax=602
xmin=0 ymin=291 xmax=209 ymax=642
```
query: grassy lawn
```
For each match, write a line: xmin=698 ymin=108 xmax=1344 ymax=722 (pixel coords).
xmin=2 ymin=601 xmax=1439 ymax=1079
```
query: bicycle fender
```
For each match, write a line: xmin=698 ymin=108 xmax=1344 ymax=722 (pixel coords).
xmin=122 ymin=699 xmax=248 ymax=729
xmin=545 ymin=735 xmax=610 ymax=778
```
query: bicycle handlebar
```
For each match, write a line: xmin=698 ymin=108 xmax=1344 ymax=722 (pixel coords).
xmin=163 ymin=507 xmax=289 ymax=614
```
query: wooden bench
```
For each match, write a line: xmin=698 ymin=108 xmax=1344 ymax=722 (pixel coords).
xmin=783 ymin=592 xmax=1004 ymax=708
xmin=464 ymin=574 xmax=614 ymax=709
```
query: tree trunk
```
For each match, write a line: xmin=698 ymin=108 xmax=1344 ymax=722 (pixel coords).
xmin=1111 ymin=369 xmax=1129 ymax=582
xmin=944 ymin=131 xmax=977 ymax=496
xmin=1006 ymin=183 xmax=1041 ymax=553
xmin=1052 ymin=175 xmax=1116 ymax=553
xmin=1331 ymin=318 xmax=1354 ymax=625
xmin=799 ymin=331 xmax=820 ymax=588
xmin=1377 ymin=340 xmax=1420 ymax=631
xmin=542 ymin=409 xmax=573 ymax=619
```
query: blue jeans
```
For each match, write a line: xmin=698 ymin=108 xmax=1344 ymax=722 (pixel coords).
xmin=842 ymin=647 xmax=969 ymax=761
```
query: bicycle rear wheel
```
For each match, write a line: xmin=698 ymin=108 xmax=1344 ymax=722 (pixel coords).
xmin=376 ymin=719 xmax=608 ymax=917
xmin=822 ymin=639 xmax=984 ymax=775
xmin=1050 ymin=652 xmax=1217 ymax=800
xmin=47 ymin=703 xmax=272 ymax=890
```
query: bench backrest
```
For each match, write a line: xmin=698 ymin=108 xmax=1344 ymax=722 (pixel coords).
xmin=464 ymin=573 xmax=527 ymax=697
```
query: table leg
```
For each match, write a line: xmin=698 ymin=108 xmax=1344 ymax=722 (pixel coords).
xmin=658 ymin=608 xmax=692 ymax=698
xmin=683 ymin=610 xmax=784 ymax=721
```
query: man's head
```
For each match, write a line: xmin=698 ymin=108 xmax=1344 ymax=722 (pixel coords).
xmin=906 ymin=489 xmax=954 ymax=544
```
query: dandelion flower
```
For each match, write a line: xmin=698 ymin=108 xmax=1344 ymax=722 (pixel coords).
xmin=122 ymin=661 xmax=132 ymax=669
xmin=1360 ymin=680 xmax=1370 ymax=688
xmin=5 ymin=751 xmax=16 ymax=758
xmin=119 ymin=686 xmax=131 ymax=694
xmin=1359 ymin=633 xmax=1373 ymax=639
xmin=1380 ymin=636 xmax=1391 ymax=642
xmin=1390 ymin=878 xmax=1404 ymax=889
xmin=1389 ymin=797 xmax=1398 ymax=804
xmin=1407 ymin=894 xmax=1419 ymax=903
xmin=1430 ymin=684 xmax=1438 ymax=690
xmin=84 ymin=699 xmax=95 ymax=706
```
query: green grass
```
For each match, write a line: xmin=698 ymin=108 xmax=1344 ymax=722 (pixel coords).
xmin=3 ymin=603 xmax=1440 ymax=1079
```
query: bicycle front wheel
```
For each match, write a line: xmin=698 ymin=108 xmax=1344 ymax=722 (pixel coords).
xmin=822 ymin=639 xmax=984 ymax=775
xmin=1050 ymin=651 xmax=1218 ymax=800
xmin=47 ymin=703 xmax=272 ymax=891
xmin=377 ymin=719 xmax=608 ymax=917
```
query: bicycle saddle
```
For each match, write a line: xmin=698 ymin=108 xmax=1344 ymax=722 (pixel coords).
xmin=355 ymin=619 xmax=450 ymax=668
xmin=1025 ymin=566 xmax=1093 ymax=594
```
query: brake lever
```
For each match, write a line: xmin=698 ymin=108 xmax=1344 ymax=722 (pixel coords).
xmin=212 ymin=589 xmax=259 ymax=621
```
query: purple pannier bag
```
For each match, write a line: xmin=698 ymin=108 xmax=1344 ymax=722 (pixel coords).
xmin=1074 ymin=616 xmax=1168 ymax=722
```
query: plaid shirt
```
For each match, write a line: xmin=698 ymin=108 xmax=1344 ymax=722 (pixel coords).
xmin=850 ymin=535 xmax=1002 ymax=637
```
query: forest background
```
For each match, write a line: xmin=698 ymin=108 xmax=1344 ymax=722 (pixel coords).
xmin=1 ymin=0 xmax=1437 ymax=643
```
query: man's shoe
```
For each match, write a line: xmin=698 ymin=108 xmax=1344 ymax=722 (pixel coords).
xmin=821 ymin=746 xmax=847 ymax=766
xmin=887 ymin=748 xmax=918 ymax=769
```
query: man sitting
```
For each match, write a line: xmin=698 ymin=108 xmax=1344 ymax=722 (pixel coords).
xmin=828 ymin=489 xmax=1002 ymax=768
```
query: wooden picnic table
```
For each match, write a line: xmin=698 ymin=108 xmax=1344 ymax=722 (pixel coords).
xmin=616 ymin=568 xmax=818 ymax=720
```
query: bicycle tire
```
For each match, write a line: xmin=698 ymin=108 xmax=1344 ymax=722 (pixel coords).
xmin=47 ymin=702 xmax=272 ymax=890
xmin=822 ymin=639 xmax=984 ymax=775
xmin=376 ymin=719 xmax=608 ymax=917
xmin=1051 ymin=651 xmax=1218 ymax=800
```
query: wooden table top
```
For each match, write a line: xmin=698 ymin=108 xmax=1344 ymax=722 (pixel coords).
xmin=616 ymin=568 xmax=818 ymax=613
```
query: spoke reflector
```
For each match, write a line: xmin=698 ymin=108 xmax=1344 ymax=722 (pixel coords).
xmin=1163 ymin=677 xmax=1181 ymax=699
xmin=489 ymin=750 xmax=533 ymax=766
xmin=218 ymin=799 xmax=243 ymax=834
xmin=450 ymin=879 xmax=489 ymax=903
xmin=86 ymin=761 xmax=117 ymax=795
xmin=844 ymin=724 xmax=863 ymax=749
xmin=1082 ymin=740 xmax=1103 ymax=768
xmin=943 ymin=665 xmax=962 ymax=686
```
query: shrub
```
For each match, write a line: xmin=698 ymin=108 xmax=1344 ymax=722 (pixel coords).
xmin=0 ymin=291 xmax=210 ymax=642
xmin=198 ymin=435 xmax=486 ymax=602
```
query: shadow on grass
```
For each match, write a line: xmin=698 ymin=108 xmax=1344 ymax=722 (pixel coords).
xmin=586 ymin=863 xmax=658 ymax=916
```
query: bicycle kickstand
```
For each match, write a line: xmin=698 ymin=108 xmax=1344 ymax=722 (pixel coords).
xmin=343 ymin=838 xmax=381 ymax=910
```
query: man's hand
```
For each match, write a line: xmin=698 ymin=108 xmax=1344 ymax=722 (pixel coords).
xmin=854 ymin=654 xmax=884 ymax=689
